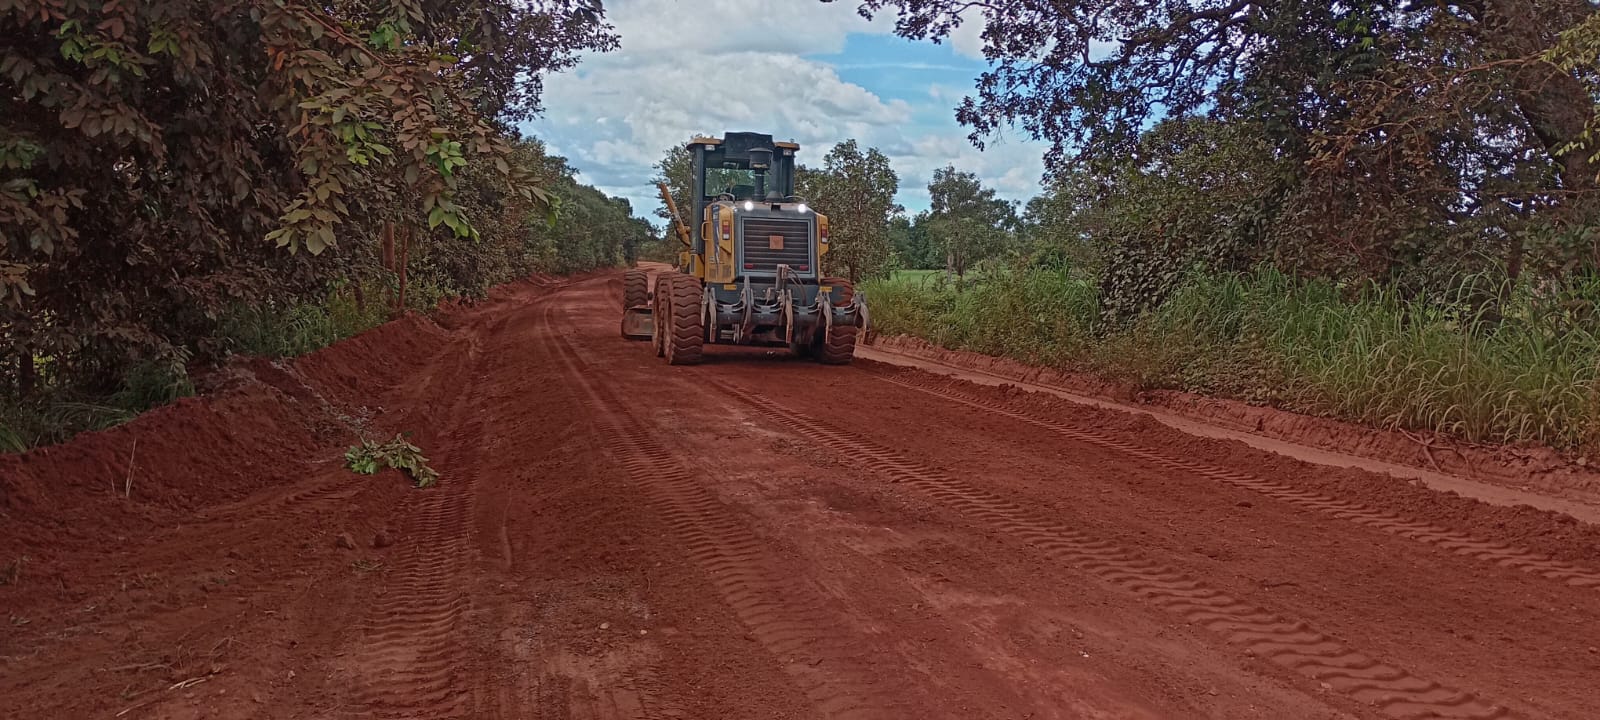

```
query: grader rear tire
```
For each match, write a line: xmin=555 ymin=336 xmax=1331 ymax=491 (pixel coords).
xmin=652 ymin=275 xmax=669 ymax=357
xmin=817 ymin=278 xmax=857 ymax=365
xmin=663 ymin=275 xmax=704 ymax=365
xmin=622 ymin=269 xmax=648 ymax=310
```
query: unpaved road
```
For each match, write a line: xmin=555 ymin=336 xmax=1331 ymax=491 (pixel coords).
xmin=4 ymin=272 xmax=1600 ymax=719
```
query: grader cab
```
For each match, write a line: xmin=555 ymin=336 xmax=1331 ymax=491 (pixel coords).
xmin=620 ymin=132 xmax=867 ymax=365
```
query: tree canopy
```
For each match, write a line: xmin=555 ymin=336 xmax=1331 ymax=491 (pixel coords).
xmin=1 ymin=0 xmax=618 ymax=398
xmin=796 ymin=139 xmax=901 ymax=282
xmin=846 ymin=0 xmax=1600 ymax=302
xmin=926 ymin=166 xmax=1017 ymax=279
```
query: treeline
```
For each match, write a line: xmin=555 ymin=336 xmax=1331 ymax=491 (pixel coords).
xmin=848 ymin=0 xmax=1600 ymax=309
xmin=866 ymin=0 xmax=1600 ymax=451
xmin=0 ymin=1 xmax=647 ymax=450
xmin=639 ymin=1 xmax=1600 ymax=451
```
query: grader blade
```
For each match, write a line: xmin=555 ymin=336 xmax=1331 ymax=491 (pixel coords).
xmin=621 ymin=304 xmax=654 ymax=340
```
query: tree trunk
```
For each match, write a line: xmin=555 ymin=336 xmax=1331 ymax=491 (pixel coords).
xmin=1506 ymin=232 xmax=1525 ymax=282
xmin=396 ymin=228 xmax=410 ymax=318
xmin=1473 ymin=0 xmax=1598 ymax=193
xmin=17 ymin=350 xmax=34 ymax=397
xmin=381 ymin=221 xmax=397 ymax=311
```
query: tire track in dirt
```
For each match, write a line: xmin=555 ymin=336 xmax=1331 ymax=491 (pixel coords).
xmin=544 ymin=306 xmax=917 ymax=720
xmin=867 ymin=369 xmax=1600 ymax=591
xmin=474 ymin=288 xmax=688 ymax=720
xmin=709 ymin=377 xmax=1518 ymax=720
xmin=334 ymin=326 xmax=494 ymax=720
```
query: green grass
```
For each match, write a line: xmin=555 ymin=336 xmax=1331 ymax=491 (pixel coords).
xmin=863 ymin=265 xmax=1600 ymax=452
xmin=1 ymin=284 xmax=386 ymax=453
xmin=888 ymin=269 xmax=942 ymax=284
xmin=0 ymin=355 xmax=192 ymax=451
xmin=217 ymin=283 xmax=387 ymax=358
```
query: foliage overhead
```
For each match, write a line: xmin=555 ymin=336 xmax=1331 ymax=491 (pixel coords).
xmin=1 ymin=0 xmax=624 ymax=417
xmin=846 ymin=0 xmax=1600 ymax=285
xmin=846 ymin=0 xmax=1596 ymax=180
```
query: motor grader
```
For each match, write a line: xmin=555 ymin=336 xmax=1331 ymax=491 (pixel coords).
xmin=620 ymin=132 xmax=867 ymax=365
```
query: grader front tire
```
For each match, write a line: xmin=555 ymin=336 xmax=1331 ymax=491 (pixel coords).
xmin=817 ymin=278 xmax=857 ymax=365
xmin=663 ymin=275 xmax=704 ymax=366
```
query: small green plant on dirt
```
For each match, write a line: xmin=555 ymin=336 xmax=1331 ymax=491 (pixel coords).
xmin=345 ymin=435 xmax=439 ymax=488
xmin=351 ymin=558 xmax=385 ymax=573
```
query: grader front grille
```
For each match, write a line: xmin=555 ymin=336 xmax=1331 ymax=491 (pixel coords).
xmin=740 ymin=217 xmax=812 ymax=273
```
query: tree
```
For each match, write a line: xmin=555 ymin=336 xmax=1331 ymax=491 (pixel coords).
xmin=650 ymin=135 xmax=703 ymax=225
xmin=888 ymin=214 xmax=939 ymax=270
xmin=0 ymin=0 xmax=616 ymax=397
xmin=1020 ymin=173 xmax=1107 ymax=276
xmin=845 ymin=0 xmax=1600 ymax=278
xmin=925 ymin=166 xmax=1015 ymax=280
xmin=848 ymin=0 xmax=1596 ymax=180
xmin=795 ymin=140 xmax=901 ymax=282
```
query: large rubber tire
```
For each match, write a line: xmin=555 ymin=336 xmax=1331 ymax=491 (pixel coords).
xmin=820 ymin=277 xmax=854 ymax=304
xmin=622 ymin=269 xmax=648 ymax=310
xmin=816 ymin=278 xmax=857 ymax=365
xmin=663 ymin=274 xmax=704 ymax=365
xmin=652 ymin=275 xmax=668 ymax=357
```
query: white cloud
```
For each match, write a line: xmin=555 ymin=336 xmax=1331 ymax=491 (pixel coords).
xmin=948 ymin=14 xmax=987 ymax=60
xmin=607 ymin=0 xmax=893 ymax=56
xmin=524 ymin=0 xmax=1045 ymax=220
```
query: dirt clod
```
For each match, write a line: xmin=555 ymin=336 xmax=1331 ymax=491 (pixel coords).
xmin=371 ymin=531 xmax=392 ymax=549
xmin=334 ymin=533 xmax=356 ymax=550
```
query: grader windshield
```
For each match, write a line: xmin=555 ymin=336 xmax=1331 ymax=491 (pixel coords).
xmin=692 ymin=132 xmax=797 ymax=212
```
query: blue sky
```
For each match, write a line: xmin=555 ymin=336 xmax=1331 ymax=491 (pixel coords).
xmin=518 ymin=0 xmax=1047 ymax=224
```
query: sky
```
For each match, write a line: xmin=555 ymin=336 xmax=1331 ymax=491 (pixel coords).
xmin=518 ymin=0 xmax=1048 ymax=224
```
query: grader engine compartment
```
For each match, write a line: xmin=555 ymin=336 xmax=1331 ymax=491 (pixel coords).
xmin=618 ymin=131 xmax=866 ymax=365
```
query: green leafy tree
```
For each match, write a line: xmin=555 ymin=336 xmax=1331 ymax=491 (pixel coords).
xmin=0 ymin=0 xmax=615 ymax=400
xmin=925 ymin=166 xmax=1015 ymax=280
xmin=847 ymin=0 xmax=1600 ymax=280
xmin=650 ymin=134 xmax=709 ymax=225
xmin=888 ymin=213 xmax=939 ymax=270
xmin=795 ymin=140 xmax=901 ymax=282
xmin=849 ymin=0 xmax=1597 ymax=184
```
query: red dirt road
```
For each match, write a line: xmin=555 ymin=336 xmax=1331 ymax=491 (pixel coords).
xmin=4 ymin=272 xmax=1600 ymax=719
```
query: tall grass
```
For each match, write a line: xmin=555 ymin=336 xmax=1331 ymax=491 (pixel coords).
xmin=1 ymin=284 xmax=386 ymax=453
xmin=217 ymin=284 xmax=387 ymax=358
xmin=863 ymin=265 xmax=1600 ymax=452
xmin=0 ymin=354 xmax=192 ymax=451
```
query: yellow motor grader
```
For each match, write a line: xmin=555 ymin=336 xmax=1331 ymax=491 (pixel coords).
xmin=620 ymin=132 xmax=866 ymax=365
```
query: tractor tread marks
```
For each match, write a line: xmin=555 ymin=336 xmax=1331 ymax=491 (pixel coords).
xmin=549 ymin=328 xmax=913 ymax=719
xmin=706 ymin=379 xmax=1518 ymax=720
xmin=870 ymin=370 xmax=1600 ymax=592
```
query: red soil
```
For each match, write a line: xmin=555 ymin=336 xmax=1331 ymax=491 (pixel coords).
xmin=2 ymin=270 xmax=1597 ymax=720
